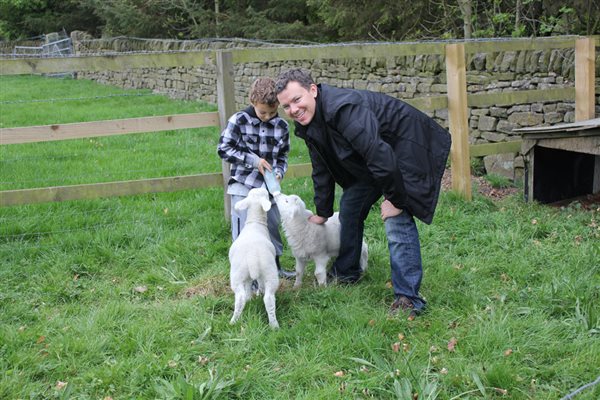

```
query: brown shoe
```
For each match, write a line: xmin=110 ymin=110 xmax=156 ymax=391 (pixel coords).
xmin=389 ymin=295 xmax=417 ymax=321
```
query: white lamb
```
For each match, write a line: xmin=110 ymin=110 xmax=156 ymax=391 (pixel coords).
xmin=275 ymin=193 xmax=368 ymax=289
xmin=228 ymin=187 xmax=280 ymax=328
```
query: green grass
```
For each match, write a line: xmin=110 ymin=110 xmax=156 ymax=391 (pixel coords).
xmin=1 ymin=75 xmax=599 ymax=399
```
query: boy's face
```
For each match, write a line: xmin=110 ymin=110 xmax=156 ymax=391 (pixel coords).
xmin=253 ymin=102 xmax=279 ymax=122
xmin=276 ymin=81 xmax=318 ymax=126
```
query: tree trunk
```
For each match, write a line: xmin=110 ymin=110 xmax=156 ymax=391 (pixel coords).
xmin=458 ymin=0 xmax=472 ymax=39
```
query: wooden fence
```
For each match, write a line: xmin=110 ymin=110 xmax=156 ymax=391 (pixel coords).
xmin=0 ymin=36 xmax=596 ymax=214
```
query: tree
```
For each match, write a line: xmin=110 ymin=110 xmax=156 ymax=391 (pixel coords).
xmin=1 ymin=0 xmax=599 ymax=42
xmin=458 ymin=0 xmax=473 ymax=38
xmin=0 ymin=0 xmax=101 ymax=39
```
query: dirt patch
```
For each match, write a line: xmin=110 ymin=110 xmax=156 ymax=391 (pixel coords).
xmin=180 ymin=274 xmax=296 ymax=299
xmin=180 ymin=275 xmax=230 ymax=298
xmin=547 ymin=192 xmax=600 ymax=211
xmin=441 ymin=168 xmax=520 ymax=200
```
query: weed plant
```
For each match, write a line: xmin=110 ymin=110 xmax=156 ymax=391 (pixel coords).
xmin=0 ymin=75 xmax=598 ymax=399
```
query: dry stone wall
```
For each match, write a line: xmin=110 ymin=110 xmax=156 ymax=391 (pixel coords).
xmin=71 ymin=34 xmax=600 ymax=181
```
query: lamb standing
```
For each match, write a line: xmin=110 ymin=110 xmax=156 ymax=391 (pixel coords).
xmin=276 ymin=193 xmax=368 ymax=289
xmin=229 ymin=188 xmax=280 ymax=328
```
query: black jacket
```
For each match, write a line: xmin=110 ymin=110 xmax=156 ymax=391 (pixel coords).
xmin=295 ymin=84 xmax=451 ymax=224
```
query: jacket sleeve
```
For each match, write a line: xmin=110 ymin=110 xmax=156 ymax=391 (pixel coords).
xmin=272 ymin=119 xmax=290 ymax=178
xmin=334 ymin=104 xmax=407 ymax=209
xmin=306 ymin=141 xmax=336 ymax=218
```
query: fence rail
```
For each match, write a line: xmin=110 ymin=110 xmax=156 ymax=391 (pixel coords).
xmin=0 ymin=112 xmax=219 ymax=145
xmin=0 ymin=35 xmax=596 ymax=210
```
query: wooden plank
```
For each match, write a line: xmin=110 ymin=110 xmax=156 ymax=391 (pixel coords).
xmin=0 ymin=51 xmax=211 ymax=75
xmin=575 ymin=37 xmax=595 ymax=121
xmin=405 ymin=95 xmax=448 ymax=111
xmin=0 ymin=173 xmax=224 ymax=207
xmin=0 ymin=163 xmax=315 ymax=207
xmin=534 ymin=136 xmax=600 ymax=155
xmin=467 ymin=88 xmax=575 ymax=107
xmin=231 ymin=42 xmax=446 ymax=63
xmin=445 ymin=43 xmax=472 ymax=200
xmin=285 ymin=163 xmax=312 ymax=178
xmin=470 ymin=141 xmax=522 ymax=157
xmin=464 ymin=36 xmax=576 ymax=54
xmin=0 ymin=112 xmax=219 ymax=145
xmin=216 ymin=50 xmax=236 ymax=221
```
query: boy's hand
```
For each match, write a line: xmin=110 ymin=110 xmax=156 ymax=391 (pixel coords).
xmin=257 ymin=159 xmax=272 ymax=175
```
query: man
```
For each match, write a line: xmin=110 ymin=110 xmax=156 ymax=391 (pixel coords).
xmin=275 ymin=68 xmax=451 ymax=319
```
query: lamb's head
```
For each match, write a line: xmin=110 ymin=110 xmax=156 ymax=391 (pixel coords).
xmin=275 ymin=193 xmax=307 ymax=219
xmin=235 ymin=187 xmax=272 ymax=213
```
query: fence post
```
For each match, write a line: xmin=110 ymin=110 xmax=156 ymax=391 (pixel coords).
xmin=216 ymin=50 xmax=236 ymax=221
xmin=575 ymin=37 xmax=596 ymax=121
xmin=445 ymin=42 xmax=472 ymax=201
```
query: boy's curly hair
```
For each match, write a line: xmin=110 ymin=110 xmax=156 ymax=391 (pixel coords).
xmin=249 ymin=77 xmax=278 ymax=106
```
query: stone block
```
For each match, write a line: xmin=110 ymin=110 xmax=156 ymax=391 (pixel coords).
xmin=481 ymin=131 xmax=507 ymax=142
xmin=430 ymin=83 xmax=447 ymax=93
xmin=497 ymin=119 xmax=519 ymax=134
xmin=478 ymin=115 xmax=498 ymax=131
xmin=434 ymin=108 xmax=448 ymax=120
xmin=471 ymin=108 xmax=489 ymax=116
xmin=470 ymin=117 xmax=479 ymax=129
xmin=484 ymin=153 xmax=515 ymax=179
xmin=490 ymin=107 xmax=508 ymax=118
xmin=467 ymin=74 xmax=491 ymax=85
xmin=544 ymin=112 xmax=564 ymax=124
xmin=531 ymin=103 xmax=543 ymax=113
xmin=500 ymin=51 xmax=517 ymax=71
xmin=508 ymin=105 xmax=531 ymax=114
xmin=508 ymin=112 xmax=544 ymax=126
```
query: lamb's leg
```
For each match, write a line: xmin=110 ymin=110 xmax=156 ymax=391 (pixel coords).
xmin=293 ymin=258 xmax=307 ymax=289
xmin=313 ymin=255 xmax=330 ymax=286
xmin=263 ymin=286 xmax=279 ymax=329
xmin=230 ymin=286 xmax=248 ymax=324
xmin=359 ymin=241 xmax=369 ymax=273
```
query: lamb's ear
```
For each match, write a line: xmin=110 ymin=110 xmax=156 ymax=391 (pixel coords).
xmin=290 ymin=197 xmax=302 ymax=217
xmin=260 ymin=197 xmax=272 ymax=212
xmin=235 ymin=197 xmax=250 ymax=211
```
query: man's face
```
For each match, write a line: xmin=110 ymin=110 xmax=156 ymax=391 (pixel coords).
xmin=276 ymin=81 xmax=318 ymax=126
xmin=253 ymin=102 xmax=279 ymax=122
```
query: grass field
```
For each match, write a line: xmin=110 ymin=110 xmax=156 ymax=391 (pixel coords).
xmin=1 ymin=75 xmax=599 ymax=399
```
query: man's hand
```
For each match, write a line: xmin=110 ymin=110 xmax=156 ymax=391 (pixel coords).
xmin=381 ymin=199 xmax=403 ymax=221
xmin=308 ymin=215 xmax=328 ymax=225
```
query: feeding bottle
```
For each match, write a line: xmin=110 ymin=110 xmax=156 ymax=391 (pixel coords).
xmin=263 ymin=170 xmax=281 ymax=195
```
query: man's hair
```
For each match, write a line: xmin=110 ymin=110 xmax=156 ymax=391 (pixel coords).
xmin=275 ymin=69 xmax=315 ymax=94
xmin=249 ymin=77 xmax=278 ymax=106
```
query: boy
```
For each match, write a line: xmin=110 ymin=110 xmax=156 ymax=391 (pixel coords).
xmin=217 ymin=77 xmax=295 ymax=279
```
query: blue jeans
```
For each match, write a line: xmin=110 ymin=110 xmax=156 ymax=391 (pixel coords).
xmin=332 ymin=182 xmax=426 ymax=311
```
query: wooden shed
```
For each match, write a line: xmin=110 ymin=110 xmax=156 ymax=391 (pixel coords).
xmin=517 ymin=118 xmax=600 ymax=204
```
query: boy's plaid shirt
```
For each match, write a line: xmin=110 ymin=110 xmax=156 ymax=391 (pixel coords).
xmin=217 ymin=105 xmax=290 ymax=189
